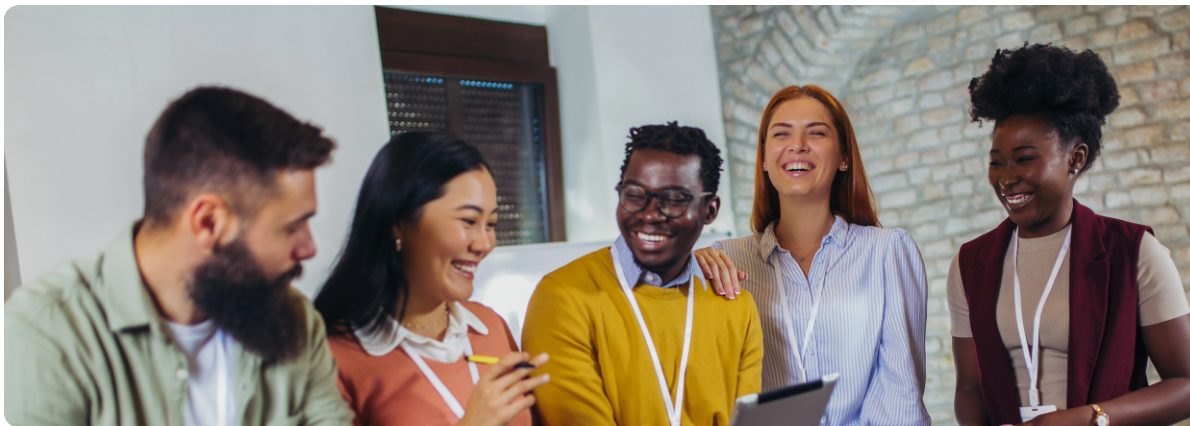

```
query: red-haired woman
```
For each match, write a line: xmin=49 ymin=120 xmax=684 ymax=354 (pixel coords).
xmin=695 ymin=85 xmax=930 ymax=425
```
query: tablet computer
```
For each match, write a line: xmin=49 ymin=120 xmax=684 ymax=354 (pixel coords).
xmin=728 ymin=373 xmax=839 ymax=426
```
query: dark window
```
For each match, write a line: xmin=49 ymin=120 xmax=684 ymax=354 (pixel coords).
xmin=374 ymin=7 xmax=565 ymax=244
xmin=383 ymin=73 xmax=549 ymax=245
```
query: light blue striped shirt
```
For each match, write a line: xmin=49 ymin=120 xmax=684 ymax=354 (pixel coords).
xmin=713 ymin=216 xmax=929 ymax=426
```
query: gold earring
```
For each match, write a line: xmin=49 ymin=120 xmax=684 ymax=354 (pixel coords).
xmin=395 ymin=239 xmax=402 ymax=252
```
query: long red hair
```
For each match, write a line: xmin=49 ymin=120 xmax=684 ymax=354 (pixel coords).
xmin=750 ymin=85 xmax=880 ymax=233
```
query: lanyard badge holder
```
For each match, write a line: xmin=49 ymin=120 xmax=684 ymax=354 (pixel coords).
xmin=771 ymin=249 xmax=832 ymax=383
xmin=611 ymin=247 xmax=696 ymax=426
xmin=1012 ymin=228 xmax=1071 ymax=422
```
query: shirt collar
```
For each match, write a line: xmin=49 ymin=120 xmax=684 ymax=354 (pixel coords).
xmin=99 ymin=221 xmax=168 ymax=335
xmin=759 ymin=215 xmax=851 ymax=259
xmin=354 ymin=301 xmax=489 ymax=358
xmin=611 ymin=235 xmax=704 ymax=289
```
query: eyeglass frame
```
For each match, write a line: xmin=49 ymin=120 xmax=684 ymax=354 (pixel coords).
xmin=615 ymin=182 xmax=714 ymax=218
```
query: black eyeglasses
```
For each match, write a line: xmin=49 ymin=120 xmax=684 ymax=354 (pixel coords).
xmin=616 ymin=183 xmax=712 ymax=218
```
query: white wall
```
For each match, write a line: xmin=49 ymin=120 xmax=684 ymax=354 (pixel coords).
xmin=564 ymin=6 xmax=737 ymax=241
xmin=388 ymin=5 xmax=546 ymax=26
xmin=4 ymin=6 xmax=391 ymax=296
xmin=387 ymin=5 xmax=736 ymax=241
xmin=5 ymin=5 xmax=735 ymax=297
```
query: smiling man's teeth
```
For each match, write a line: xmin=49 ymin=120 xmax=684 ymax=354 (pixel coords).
xmin=637 ymin=232 xmax=668 ymax=243
xmin=1003 ymin=193 xmax=1033 ymax=205
xmin=452 ymin=262 xmax=477 ymax=273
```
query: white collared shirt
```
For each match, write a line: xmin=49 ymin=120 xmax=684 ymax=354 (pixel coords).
xmin=354 ymin=301 xmax=489 ymax=362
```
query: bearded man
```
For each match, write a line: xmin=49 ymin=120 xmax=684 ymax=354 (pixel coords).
xmin=5 ymin=87 xmax=353 ymax=426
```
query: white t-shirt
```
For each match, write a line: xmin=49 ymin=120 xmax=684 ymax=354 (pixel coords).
xmin=168 ymin=319 xmax=236 ymax=426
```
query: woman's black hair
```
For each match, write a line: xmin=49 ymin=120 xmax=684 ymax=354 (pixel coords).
xmin=968 ymin=43 xmax=1120 ymax=172
xmin=314 ymin=131 xmax=490 ymax=336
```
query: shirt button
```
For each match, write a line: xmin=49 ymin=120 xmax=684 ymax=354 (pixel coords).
xmin=176 ymin=368 xmax=188 ymax=380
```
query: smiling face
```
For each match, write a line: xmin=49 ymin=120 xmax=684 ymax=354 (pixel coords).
xmin=989 ymin=114 xmax=1086 ymax=237
xmin=616 ymin=148 xmax=719 ymax=281
xmin=763 ymin=98 xmax=847 ymax=202
xmin=396 ymin=168 xmax=498 ymax=303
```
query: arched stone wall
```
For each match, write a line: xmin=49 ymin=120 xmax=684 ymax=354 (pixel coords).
xmin=713 ymin=5 xmax=1190 ymax=425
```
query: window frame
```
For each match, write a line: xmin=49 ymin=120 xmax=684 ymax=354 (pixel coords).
xmin=374 ymin=7 xmax=566 ymax=242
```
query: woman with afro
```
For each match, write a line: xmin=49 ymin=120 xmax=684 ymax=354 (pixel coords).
xmin=947 ymin=43 xmax=1190 ymax=426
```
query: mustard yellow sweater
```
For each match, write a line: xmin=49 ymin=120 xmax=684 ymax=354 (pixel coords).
xmin=522 ymin=248 xmax=763 ymax=426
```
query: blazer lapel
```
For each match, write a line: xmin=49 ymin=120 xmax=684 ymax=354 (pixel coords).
xmin=965 ymin=218 xmax=1022 ymax=425
xmin=1065 ymin=200 xmax=1109 ymax=408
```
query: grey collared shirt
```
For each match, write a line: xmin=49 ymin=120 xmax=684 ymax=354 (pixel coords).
xmin=4 ymin=223 xmax=353 ymax=426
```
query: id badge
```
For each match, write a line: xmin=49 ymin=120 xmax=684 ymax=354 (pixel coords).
xmin=1020 ymin=405 xmax=1057 ymax=422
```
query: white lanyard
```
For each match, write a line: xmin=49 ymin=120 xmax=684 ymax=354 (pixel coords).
xmin=402 ymin=334 xmax=481 ymax=420
xmin=214 ymin=330 xmax=229 ymax=426
xmin=610 ymin=247 xmax=695 ymax=426
xmin=772 ymin=247 xmax=832 ymax=383
xmin=1012 ymin=227 xmax=1072 ymax=408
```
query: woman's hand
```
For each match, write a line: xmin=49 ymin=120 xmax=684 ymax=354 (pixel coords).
xmin=693 ymin=247 xmax=747 ymax=300
xmin=456 ymin=352 xmax=550 ymax=426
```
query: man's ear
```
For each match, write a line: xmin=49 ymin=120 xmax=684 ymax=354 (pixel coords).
xmin=703 ymin=195 xmax=720 ymax=225
xmin=187 ymin=193 xmax=237 ymax=253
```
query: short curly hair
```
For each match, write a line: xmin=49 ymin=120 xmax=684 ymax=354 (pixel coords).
xmin=968 ymin=43 xmax=1119 ymax=173
xmin=619 ymin=121 xmax=723 ymax=194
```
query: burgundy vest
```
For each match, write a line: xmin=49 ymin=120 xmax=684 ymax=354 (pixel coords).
xmin=957 ymin=200 xmax=1152 ymax=425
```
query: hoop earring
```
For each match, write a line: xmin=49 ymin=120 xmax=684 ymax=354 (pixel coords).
xmin=395 ymin=239 xmax=402 ymax=252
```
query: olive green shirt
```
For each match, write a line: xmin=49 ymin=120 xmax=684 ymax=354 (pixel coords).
xmin=4 ymin=225 xmax=353 ymax=425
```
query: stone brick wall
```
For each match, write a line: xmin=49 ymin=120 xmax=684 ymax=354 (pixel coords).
xmin=712 ymin=5 xmax=1190 ymax=425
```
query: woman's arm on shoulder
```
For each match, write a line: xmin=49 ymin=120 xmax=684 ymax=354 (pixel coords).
xmin=858 ymin=229 xmax=930 ymax=426
xmin=694 ymin=240 xmax=750 ymax=299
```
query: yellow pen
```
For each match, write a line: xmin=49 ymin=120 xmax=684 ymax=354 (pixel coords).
xmin=466 ymin=355 xmax=536 ymax=369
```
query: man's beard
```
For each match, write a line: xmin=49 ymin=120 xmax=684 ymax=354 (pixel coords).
xmin=189 ymin=238 xmax=306 ymax=364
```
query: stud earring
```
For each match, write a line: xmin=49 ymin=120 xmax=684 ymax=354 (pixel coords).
xmin=1071 ymin=168 xmax=1079 ymax=174
xmin=763 ymin=163 xmax=768 ymax=171
xmin=395 ymin=239 xmax=402 ymax=252
xmin=841 ymin=164 xmax=848 ymax=171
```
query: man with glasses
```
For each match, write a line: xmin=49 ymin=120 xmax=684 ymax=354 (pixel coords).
xmin=522 ymin=122 xmax=763 ymax=425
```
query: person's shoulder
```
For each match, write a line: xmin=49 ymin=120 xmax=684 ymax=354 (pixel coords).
xmin=714 ymin=233 xmax=764 ymax=253
xmin=845 ymin=222 xmax=905 ymax=241
xmin=6 ymin=256 xmax=110 ymax=360
xmin=7 ymin=256 xmax=104 ymax=326
xmin=1093 ymin=212 xmax=1152 ymax=246
xmin=844 ymin=224 xmax=917 ymax=252
xmin=537 ymin=247 xmax=615 ymax=293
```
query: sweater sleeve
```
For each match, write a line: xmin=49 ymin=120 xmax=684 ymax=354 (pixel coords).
xmin=736 ymin=290 xmax=764 ymax=397
xmin=858 ymin=229 xmax=931 ymax=426
xmin=522 ymin=273 xmax=616 ymax=425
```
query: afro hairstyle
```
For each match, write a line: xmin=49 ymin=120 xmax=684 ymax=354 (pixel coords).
xmin=619 ymin=121 xmax=723 ymax=195
xmin=968 ymin=43 xmax=1119 ymax=173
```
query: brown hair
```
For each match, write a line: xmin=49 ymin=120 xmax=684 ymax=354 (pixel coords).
xmin=142 ymin=86 xmax=336 ymax=228
xmin=750 ymin=85 xmax=880 ymax=233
